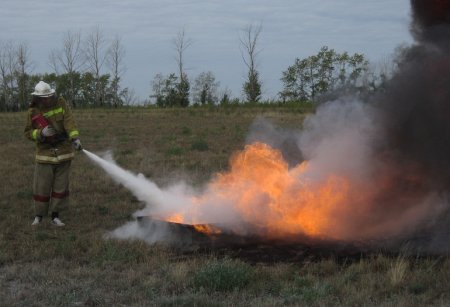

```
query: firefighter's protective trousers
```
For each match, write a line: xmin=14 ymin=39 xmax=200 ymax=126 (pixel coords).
xmin=33 ymin=161 xmax=71 ymax=216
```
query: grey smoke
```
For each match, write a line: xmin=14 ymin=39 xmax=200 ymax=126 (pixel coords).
xmin=86 ymin=1 xmax=450 ymax=253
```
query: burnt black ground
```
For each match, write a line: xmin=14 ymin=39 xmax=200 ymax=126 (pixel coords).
xmin=136 ymin=215 xmax=450 ymax=264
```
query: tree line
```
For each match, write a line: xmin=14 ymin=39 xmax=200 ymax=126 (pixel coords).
xmin=0 ymin=27 xmax=131 ymax=111
xmin=0 ymin=25 xmax=395 ymax=111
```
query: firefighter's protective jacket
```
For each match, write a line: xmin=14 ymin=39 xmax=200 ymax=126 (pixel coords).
xmin=24 ymin=97 xmax=80 ymax=164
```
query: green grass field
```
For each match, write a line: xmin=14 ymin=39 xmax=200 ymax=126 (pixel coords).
xmin=1 ymin=107 xmax=449 ymax=306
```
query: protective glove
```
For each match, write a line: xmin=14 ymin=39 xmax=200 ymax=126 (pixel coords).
xmin=72 ymin=138 xmax=83 ymax=151
xmin=41 ymin=126 xmax=57 ymax=137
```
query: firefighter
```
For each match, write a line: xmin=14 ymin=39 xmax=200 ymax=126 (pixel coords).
xmin=24 ymin=81 xmax=82 ymax=226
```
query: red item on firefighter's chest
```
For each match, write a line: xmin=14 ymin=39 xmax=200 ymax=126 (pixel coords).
xmin=31 ymin=113 xmax=50 ymax=129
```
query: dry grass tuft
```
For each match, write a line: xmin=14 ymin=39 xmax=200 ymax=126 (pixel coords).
xmin=388 ymin=256 xmax=409 ymax=286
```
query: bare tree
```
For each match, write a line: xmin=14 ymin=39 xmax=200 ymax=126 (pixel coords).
xmin=151 ymin=73 xmax=165 ymax=104
xmin=239 ymin=23 xmax=262 ymax=103
xmin=0 ymin=42 xmax=10 ymax=111
xmin=49 ymin=30 xmax=84 ymax=106
xmin=49 ymin=30 xmax=84 ymax=74
xmin=16 ymin=42 xmax=32 ymax=110
xmin=107 ymin=34 xmax=126 ymax=108
xmin=173 ymin=28 xmax=193 ymax=83
xmin=121 ymin=88 xmax=137 ymax=106
xmin=172 ymin=28 xmax=192 ymax=106
xmin=85 ymin=25 xmax=107 ymax=106
xmin=0 ymin=41 xmax=18 ymax=111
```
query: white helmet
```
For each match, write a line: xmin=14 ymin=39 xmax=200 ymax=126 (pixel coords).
xmin=31 ymin=81 xmax=55 ymax=97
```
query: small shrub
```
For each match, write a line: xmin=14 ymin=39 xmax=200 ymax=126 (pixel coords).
xmin=294 ymin=275 xmax=313 ymax=288
xmin=284 ymin=276 xmax=332 ymax=304
xmin=300 ymin=284 xmax=331 ymax=303
xmin=97 ymin=206 xmax=109 ymax=215
xmin=120 ymin=149 xmax=133 ymax=156
xmin=306 ymin=259 xmax=338 ymax=277
xmin=166 ymin=146 xmax=184 ymax=156
xmin=181 ymin=126 xmax=192 ymax=135
xmin=0 ymin=249 xmax=8 ymax=265
xmin=191 ymin=139 xmax=209 ymax=151
xmin=98 ymin=241 xmax=132 ymax=263
xmin=408 ymin=281 xmax=428 ymax=295
xmin=16 ymin=190 xmax=32 ymax=199
xmin=192 ymin=258 xmax=252 ymax=292
xmin=340 ymin=265 xmax=361 ymax=284
xmin=35 ymin=232 xmax=51 ymax=241
xmin=55 ymin=239 xmax=76 ymax=258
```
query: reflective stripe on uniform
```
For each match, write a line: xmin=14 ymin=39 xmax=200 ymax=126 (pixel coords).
xmin=52 ymin=190 xmax=70 ymax=199
xmin=43 ymin=107 xmax=64 ymax=118
xmin=69 ymin=130 xmax=79 ymax=138
xmin=32 ymin=129 xmax=38 ymax=141
xmin=33 ymin=194 xmax=51 ymax=202
xmin=35 ymin=152 xmax=75 ymax=163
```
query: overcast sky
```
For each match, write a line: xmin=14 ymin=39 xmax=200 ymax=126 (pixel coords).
xmin=2 ymin=0 xmax=413 ymax=102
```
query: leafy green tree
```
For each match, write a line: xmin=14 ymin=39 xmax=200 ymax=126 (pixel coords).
xmin=192 ymin=71 xmax=219 ymax=105
xmin=243 ymin=70 xmax=261 ymax=104
xmin=176 ymin=73 xmax=190 ymax=107
xmin=279 ymin=58 xmax=309 ymax=102
xmin=280 ymin=46 xmax=369 ymax=102
xmin=315 ymin=46 xmax=335 ymax=95
xmin=53 ymin=72 xmax=81 ymax=105
xmin=151 ymin=73 xmax=190 ymax=107
xmin=218 ymin=87 xmax=233 ymax=106
xmin=78 ymin=72 xmax=96 ymax=106
xmin=162 ymin=73 xmax=178 ymax=107
xmin=151 ymin=73 xmax=178 ymax=107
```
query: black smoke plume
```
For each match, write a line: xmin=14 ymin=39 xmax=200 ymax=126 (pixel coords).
xmin=410 ymin=0 xmax=450 ymax=42
xmin=377 ymin=0 xmax=450 ymax=194
xmin=360 ymin=0 xmax=450 ymax=252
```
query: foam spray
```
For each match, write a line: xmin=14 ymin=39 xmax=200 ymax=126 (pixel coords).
xmin=82 ymin=149 xmax=192 ymax=210
xmin=82 ymin=149 xmax=198 ymax=243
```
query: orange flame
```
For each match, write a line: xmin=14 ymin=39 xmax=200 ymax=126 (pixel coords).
xmin=166 ymin=213 xmax=184 ymax=224
xmin=162 ymin=142 xmax=354 ymax=239
xmin=208 ymin=142 xmax=350 ymax=238
xmin=165 ymin=214 xmax=222 ymax=235
xmin=193 ymin=224 xmax=222 ymax=235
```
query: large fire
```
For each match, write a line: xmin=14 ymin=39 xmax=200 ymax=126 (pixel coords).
xmin=160 ymin=134 xmax=440 ymax=242
xmin=165 ymin=142 xmax=355 ymax=239
xmin=209 ymin=143 xmax=350 ymax=238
